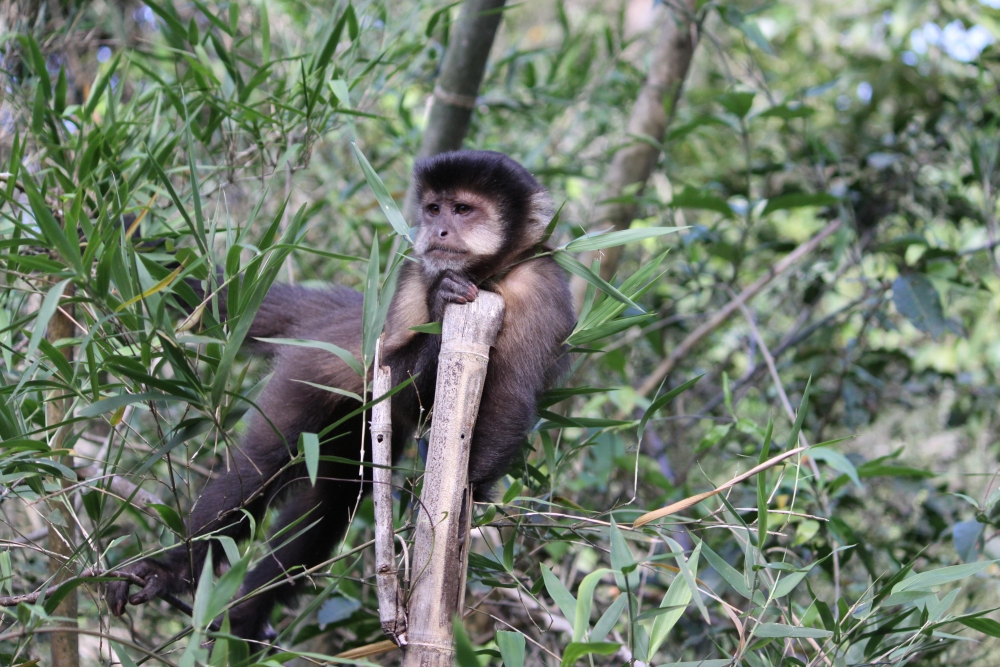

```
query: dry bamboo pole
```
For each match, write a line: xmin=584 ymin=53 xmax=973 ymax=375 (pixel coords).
xmin=403 ymin=0 xmax=508 ymax=218
xmin=401 ymin=291 xmax=505 ymax=667
xmin=570 ymin=0 xmax=700 ymax=307
xmin=45 ymin=287 xmax=80 ymax=667
xmin=370 ymin=336 xmax=408 ymax=646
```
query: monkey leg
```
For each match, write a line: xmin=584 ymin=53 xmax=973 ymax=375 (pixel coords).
xmin=226 ymin=456 xmax=364 ymax=641
xmin=107 ymin=381 xmax=319 ymax=617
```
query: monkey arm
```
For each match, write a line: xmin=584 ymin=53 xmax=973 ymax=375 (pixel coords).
xmin=467 ymin=259 xmax=575 ymax=497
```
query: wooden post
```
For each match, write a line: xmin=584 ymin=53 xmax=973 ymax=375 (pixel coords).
xmin=401 ymin=291 xmax=505 ymax=667
xmin=46 ymin=286 xmax=80 ymax=667
xmin=371 ymin=336 xmax=408 ymax=645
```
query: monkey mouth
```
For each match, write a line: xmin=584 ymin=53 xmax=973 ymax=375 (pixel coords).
xmin=426 ymin=245 xmax=467 ymax=255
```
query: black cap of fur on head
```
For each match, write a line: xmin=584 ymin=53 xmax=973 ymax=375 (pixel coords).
xmin=412 ymin=150 xmax=545 ymax=234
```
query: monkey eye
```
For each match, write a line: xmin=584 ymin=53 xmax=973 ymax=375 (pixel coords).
xmin=454 ymin=203 xmax=472 ymax=215
xmin=426 ymin=204 xmax=440 ymax=215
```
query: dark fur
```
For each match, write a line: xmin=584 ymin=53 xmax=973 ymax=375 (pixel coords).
xmin=106 ymin=151 xmax=575 ymax=644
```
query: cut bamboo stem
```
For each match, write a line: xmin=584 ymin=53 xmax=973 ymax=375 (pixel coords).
xmin=401 ymin=291 xmax=505 ymax=667
xmin=371 ymin=336 xmax=408 ymax=645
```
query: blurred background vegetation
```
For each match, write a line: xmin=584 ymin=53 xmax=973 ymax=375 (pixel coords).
xmin=2 ymin=0 xmax=1000 ymax=665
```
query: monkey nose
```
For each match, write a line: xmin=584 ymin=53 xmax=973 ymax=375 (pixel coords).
xmin=438 ymin=229 xmax=448 ymax=238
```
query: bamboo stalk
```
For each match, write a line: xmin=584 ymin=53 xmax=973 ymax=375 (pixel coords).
xmin=571 ymin=0 xmax=700 ymax=307
xmin=403 ymin=0 xmax=508 ymax=219
xmin=371 ymin=336 xmax=408 ymax=645
xmin=401 ymin=291 xmax=505 ymax=667
xmin=45 ymin=289 xmax=80 ymax=667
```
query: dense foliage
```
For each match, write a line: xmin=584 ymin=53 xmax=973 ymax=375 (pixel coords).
xmin=2 ymin=0 xmax=1000 ymax=665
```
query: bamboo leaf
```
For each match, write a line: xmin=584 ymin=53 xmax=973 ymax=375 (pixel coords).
xmin=563 ymin=226 xmax=685 ymax=252
xmin=541 ymin=563 xmax=577 ymax=622
xmin=552 ymin=251 xmax=644 ymax=312
xmin=24 ymin=279 xmax=71 ymax=365
xmin=254 ymin=338 xmax=364 ymax=377
xmin=351 ymin=143 xmax=411 ymax=240
xmin=301 ymin=433 xmax=319 ymax=486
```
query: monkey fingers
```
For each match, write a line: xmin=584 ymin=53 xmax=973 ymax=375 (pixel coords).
xmin=106 ymin=560 xmax=176 ymax=616
xmin=436 ymin=271 xmax=479 ymax=305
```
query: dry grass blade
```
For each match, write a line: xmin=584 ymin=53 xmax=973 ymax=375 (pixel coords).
xmin=335 ymin=639 xmax=400 ymax=659
xmin=633 ymin=446 xmax=808 ymax=527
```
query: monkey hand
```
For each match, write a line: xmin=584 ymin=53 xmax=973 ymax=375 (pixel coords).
xmin=431 ymin=270 xmax=479 ymax=319
xmin=106 ymin=559 xmax=184 ymax=616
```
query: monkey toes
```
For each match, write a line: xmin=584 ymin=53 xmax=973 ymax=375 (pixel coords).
xmin=106 ymin=560 xmax=176 ymax=616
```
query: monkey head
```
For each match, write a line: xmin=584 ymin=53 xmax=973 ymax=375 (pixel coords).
xmin=412 ymin=150 xmax=554 ymax=280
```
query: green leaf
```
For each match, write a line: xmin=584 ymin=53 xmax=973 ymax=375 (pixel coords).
xmin=552 ymin=251 xmax=644 ymax=312
xmin=260 ymin=2 xmax=271 ymax=62
xmin=351 ymin=142 xmax=410 ymax=239
xmin=254 ymin=338 xmax=363 ymax=377
xmin=959 ymin=616 xmax=1000 ymax=638
xmin=564 ymin=226 xmax=684 ymax=252
xmin=637 ymin=374 xmax=703 ymax=441
xmin=757 ymin=418 xmax=774 ymax=548
xmin=786 ymin=377 xmax=811 ymax=449
xmin=719 ymin=91 xmax=756 ymax=118
xmin=670 ymin=187 xmax=734 ymax=217
xmin=22 ymin=176 xmax=82 ymax=273
xmin=560 ymin=642 xmax=619 ymax=667
xmin=569 ymin=314 xmax=653 ymax=346
xmin=329 ymin=79 xmax=351 ymax=108
xmin=112 ymin=643 xmax=139 ymax=667
xmin=591 ymin=592 xmax=627 ymax=642
xmin=205 ymin=554 xmax=249 ymax=623
xmin=541 ymin=563 xmax=577 ymax=622
xmin=892 ymin=273 xmax=947 ymax=338
xmin=810 ymin=446 xmax=861 ymax=488
xmin=191 ymin=545 xmax=215 ymax=629
xmin=23 ymin=279 xmax=71 ymax=366
xmin=54 ymin=66 xmax=67 ymax=113
xmin=19 ymin=35 xmax=51 ymax=96
xmin=150 ymin=503 xmax=186 ymax=536
xmin=756 ymin=103 xmax=815 ymax=120
xmin=762 ymin=192 xmax=839 ymax=215
xmin=409 ymin=322 xmax=442 ymax=334
xmin=301 ymin=433 xmax=319 ymax=486
xmin=84 ymin=52 xmax=122 ymax=118
xmin=574 ymin=569 xmax=611 ymax=641
xmin=454 ymin=616 xmax=480 ymax=667
xmin=78 ymin=391 xmax=181 ymax=418
xmin=502 ymin=479 xmax=523 ymax=504
xmin=753 ymin=623 xmax=832 ymax=639
xmin=496 ymin=631 xmax=526 ymax=667
xmin=892 ymin=561 xmax=995 ymax=593
xmin=699 ymin=540 xmax=752 ymax=600
xmin=647 ymin=562 xmax=693 ymax=657
xmin=770 ymin=565 xmax=813 ymax=599
xmin=658 ymin=661 xmax=733 ymax=667
xmin=610 ymin=518 xmax=638 ymax=591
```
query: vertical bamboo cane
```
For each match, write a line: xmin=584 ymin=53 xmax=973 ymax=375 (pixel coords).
xmin=46 ymin=286 xmax=79 ymax=667
xmin=401 ymin=291 xmax=505 ymax=667
xmin=371 ymin=336 xmax=408 ymax=646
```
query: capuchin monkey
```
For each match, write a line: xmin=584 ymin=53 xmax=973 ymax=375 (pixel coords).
xmin=106 ymin=150 xmax=576 ymax=644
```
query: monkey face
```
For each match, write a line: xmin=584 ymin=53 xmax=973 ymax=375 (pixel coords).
xmin=414 ymin=189 xmax=504 ymax=275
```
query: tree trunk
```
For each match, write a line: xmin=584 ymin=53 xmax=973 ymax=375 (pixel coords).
xmin=46 ymin=287 xmax=79 ymax=667
xmin=571 ymin=0 xmax=700 ymax=308
xmin=401 ymin=291 xmax=505 ymax=667
xmin=403 ymin=0 xmax=508 ymax=218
